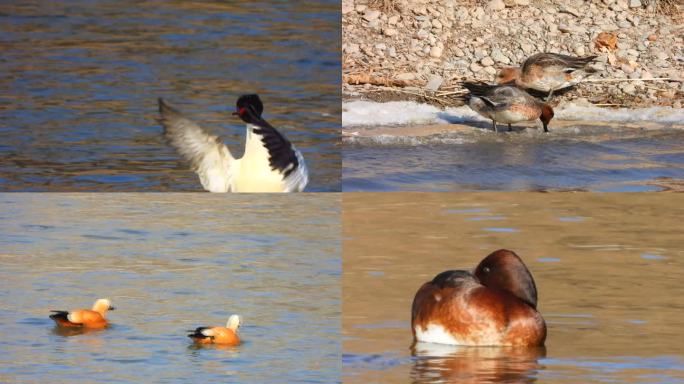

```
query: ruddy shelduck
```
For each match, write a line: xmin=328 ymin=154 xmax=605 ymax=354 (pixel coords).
xmin=462 ymin=82 xmax=554 ymax=132
xmin=188 ymin=314 xmax=242 ymax=346
xmin=159 ymin=94 xmax=308 ymax=193
xmin=412 ymin=249 xmax=546 ymax=347
xmin=496 ymin=52 xmax=597 ymax=100
xmin=50 ymin=298 xmax=114 ymax=329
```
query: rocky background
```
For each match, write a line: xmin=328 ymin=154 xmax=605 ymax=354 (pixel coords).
xmin=342 ymin=0 xmax=684 ymax=108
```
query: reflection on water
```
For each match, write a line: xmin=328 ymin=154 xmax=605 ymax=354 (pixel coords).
xmin=411 ymin=343 xmax=546 ymax=384
xmin=343 ymin=193 xmax=684 ymax=383
xmin=0 ymin=1 xmax=341 ymax=191
xmin=0 ymin=193 xmax=340 ymax=383
xmin=343 ymin=128 xmax=684 ymax=192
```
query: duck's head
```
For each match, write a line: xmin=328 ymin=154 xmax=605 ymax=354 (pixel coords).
xmin=496 ymin=67 xmax=520 ymax=85
xmin=474 ymin=249 xmax=538 ymax=308
xmin=226 ymin=314 xmax=241 ymax=332
xmin=92 ymin=298 xmax=115 ymax=314
xmin=540 ymin=104 xmax=554 ymax=132
xmin=233 ymin=94 xmax=264 ymax=124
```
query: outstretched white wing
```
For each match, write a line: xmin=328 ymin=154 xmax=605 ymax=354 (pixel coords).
xmin=158 ymin=99 xmax=235 ymax=192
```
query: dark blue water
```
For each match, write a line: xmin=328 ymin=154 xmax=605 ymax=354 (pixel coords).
xmin=0 ymin=1 xmax=341 ymax=191
xmin=343 ymin=128 xmax=684 ymax=191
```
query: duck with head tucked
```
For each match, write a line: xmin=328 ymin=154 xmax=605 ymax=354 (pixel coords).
xmin=411 ymin=250 xmax=546 ymax=347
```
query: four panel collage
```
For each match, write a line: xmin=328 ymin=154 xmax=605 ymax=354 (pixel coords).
xmin=1 ymin=1 xmax=682 ymax=383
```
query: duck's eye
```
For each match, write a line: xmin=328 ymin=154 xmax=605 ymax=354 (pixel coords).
xmin=483 ymin=266 xmax=490 ymax=273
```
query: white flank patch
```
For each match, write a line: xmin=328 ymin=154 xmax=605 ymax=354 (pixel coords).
xmin=414 ymin=323 xmax=460 ymax=345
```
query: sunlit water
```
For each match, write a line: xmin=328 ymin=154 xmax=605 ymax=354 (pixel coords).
xmin=343 ymin=193 xmax=684 ymax=383
xmin=0 ymin=1 xmax=341 ymax=191
xmin=0 ymin=193 xmax=340 ymax=383
xmin=344 ymin=127 xmax=684 ymax=192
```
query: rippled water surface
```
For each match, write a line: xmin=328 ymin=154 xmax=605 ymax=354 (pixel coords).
xmin=0 ymin=1 xmax=341 ymax=191
xmin=343 ymin=125 xmax=684 ymax=192
xmin=343 ymin=193 xmax=684 ymax=383
xmin=0 ymin=194 xmax=340 ymax=383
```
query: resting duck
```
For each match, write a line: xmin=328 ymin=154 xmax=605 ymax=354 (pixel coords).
xmin=50 ymin=298 xmax=114 ymax=329
xmin=462 ymin=82 xmax=554 ymax=132
xmin=411 ymin=249 xmax=546 ymax=347
xmin=159 ymin=94 xmax=308 ymax=192
xmin=188 ymin=314 xmax=242 ymax=346
xmin=496 ymin=52 xmax=597 ymax=100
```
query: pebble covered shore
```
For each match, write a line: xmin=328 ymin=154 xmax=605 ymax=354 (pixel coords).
xmin=342 ymin=0 xmax=684 ymax=108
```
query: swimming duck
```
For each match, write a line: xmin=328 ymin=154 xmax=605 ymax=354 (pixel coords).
xmin=188 ymin=314 xmax=242 ymax=346
xmin=50 ymin=298 xmax=114 ymax=329
xmin=411 ymin=250 xmax=546 ymax=347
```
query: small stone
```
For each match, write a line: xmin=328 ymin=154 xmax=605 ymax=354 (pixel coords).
xmin=363 ymin=10 xmax=381 ymax=21
xmin=575 ymin=45 xmax=586 ymax=56
xmin=388 ymin=15 xmax=400 ymax=24
xmin=355 ymin=4 xmax=367 ymax=12
xmin=558 ymin=24 xmax=572 ymax=33
xmin=383 ymin=28 xmax=398 ymax=37
xmin=490 ymin=48 xmax=510 ymax=64
xmin=429 ymin=46 xmax=443 ymax=58
xmin=481 ymin=56 xmax=495 ymax=66
xmin=621 ymin=83 xmax=636 ymax=95
xmin=595 ymin=32 xmax=618 ymax=51
xmin=520 ymin=43 xmax=535 ymax=54
xmin=620 ymin=63 xmax=634 ymax=74
xmin=629 ymin=0 xmax=642 ymax=8
xmin=487 ymin=0 xmax=506 ymax=11
xmin=647 ymin=34 xmax=658 ymax=41
xmin=617 ymin=21 xmax=631 ymax=29
xmin=425 ymin=74 xmax=444 ymax=91
xmin=484 ymin=66 xmax=497 ymax=75
xmin=396 ymin=73 xmax=416 ymax=81
xmin=345 ymin=43 xmax=359 ymax=54
xmin=515 ymin=0 xmax=530 ymax=5
xmin=432 ymin=19 xmax=442 ymax=29
xmin=470 ymin=62 xmax=483 ymax=72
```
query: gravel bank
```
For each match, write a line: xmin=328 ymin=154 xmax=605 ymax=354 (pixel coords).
xmin=342 ymin=0 xmax=684 ymax=108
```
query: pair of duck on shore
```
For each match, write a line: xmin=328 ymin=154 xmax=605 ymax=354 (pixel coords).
xmin=463 ymin=52 xmax=597 ymax=133
xmin=50 ymin=301 xmax=241 ymax=346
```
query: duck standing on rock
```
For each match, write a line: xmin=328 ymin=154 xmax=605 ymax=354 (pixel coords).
xmin=461 ymin=82 xmax=554 ymax=133
xmin=496 ymin=52 xmax=598 ymax=100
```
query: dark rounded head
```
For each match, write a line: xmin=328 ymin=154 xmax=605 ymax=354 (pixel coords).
xmin=540 ymin=104 xmax=554 ymax=133
xmin=474 ymin=249 xmax=539 ymax=308
xmin=233 ymin=94 xmax=264 ymax=123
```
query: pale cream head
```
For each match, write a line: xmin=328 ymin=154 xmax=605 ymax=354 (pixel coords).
xmin=226 ymin=314 xmax=241 ymax=331
xmin=92 ymin=298 xmax=113 ymax=314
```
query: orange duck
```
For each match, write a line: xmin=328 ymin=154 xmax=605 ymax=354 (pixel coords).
xmin=50 ymin=298 xmax=114 ymax=329
xmin=188 ymin=314 xmax=241 ymax=346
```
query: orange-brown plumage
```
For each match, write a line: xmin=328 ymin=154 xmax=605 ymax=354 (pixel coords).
xmin=188 ymin=314 xmax=241 ymax=346
xmin=49 ymin=298 xmax=114 ymax=329
xmin=411 ymin=250 xmax=546 ymax=347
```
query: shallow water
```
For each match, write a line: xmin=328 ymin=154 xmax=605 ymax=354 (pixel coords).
xmin=344 ymin=127 xmax=684 ymax=192
xmin=0 ymin=1 xmax=341 ymax=191
xmin=343 ymin=193 xmax=684 ymax=383
xmin=0 ymin=193 xmax=340 ymax=383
